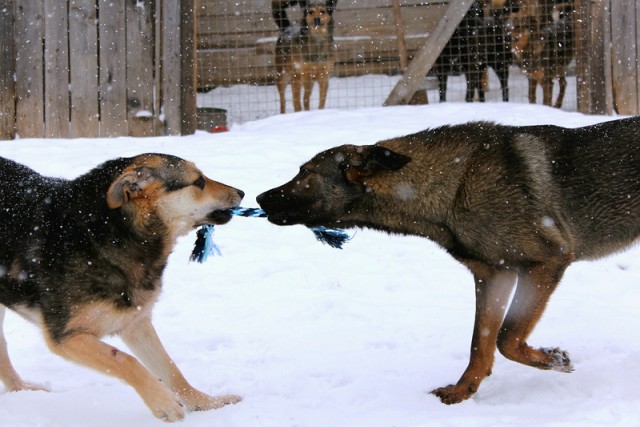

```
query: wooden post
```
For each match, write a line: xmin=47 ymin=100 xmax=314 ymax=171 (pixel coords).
xmin=44 ymin=0 xmax=70 ymax=138
xmin=99 ymin=0 xmax=127 ymax=137
xmin=126 ymin=0 xmax=156 ymax=137
xmin=575 ymin=0 xmax=611 ymax=115
xmin=385 ymin=0 xmax=472 ymax=106
xmin=609 ymin=0 xmax=639 ymax=115
xmin=391 ymin=0 xmax=427 ymax=105
xmin=162 ymin=0 xmax=181 ymax=135
xmin=15 ymin=0 xmax=45 ymax=138
xmin=180 ymin=0 xmax=197 ymax=135
xmin=0 ymin=0 xmax=15 ymax=140
xmin=392 ymin=0 xmax=408 ymax=72
xmin=69 ymin=0 xmax=99 ymax=137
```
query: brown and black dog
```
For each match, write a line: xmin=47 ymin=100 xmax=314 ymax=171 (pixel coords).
xmin=274 ymin=1 xmax=336 ymax=113
xmin=507 ymin=2 xmax=575 ymax=107
xmin=257 ymin=117 xmax=640 ymax=404
xmin=0 ymin=154 xmax=243 ymax=421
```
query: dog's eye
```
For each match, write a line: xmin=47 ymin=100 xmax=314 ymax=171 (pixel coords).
xmin=193 ymin=176 xmax=206 ymax=189
xmin=298 ymin=167 xmax=310 ymax=178
xmin=165 ymin=179 xmax=184 ymax=192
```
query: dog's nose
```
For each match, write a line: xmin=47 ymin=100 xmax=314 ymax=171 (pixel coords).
xmin=237 ymin=189 xmax=245 ymax=199
xmin=314 ymin=17 xmax=321 ymax=26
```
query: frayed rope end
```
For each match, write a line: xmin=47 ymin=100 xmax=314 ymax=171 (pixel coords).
xmin=189 ymin=224 xmax=221 ymax=263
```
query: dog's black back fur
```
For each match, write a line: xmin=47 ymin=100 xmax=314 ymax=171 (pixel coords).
xmin=0 ymin=156 xmax=176 ymax=340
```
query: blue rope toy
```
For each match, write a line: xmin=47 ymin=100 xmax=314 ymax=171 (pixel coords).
xmin=190 ymin=207 xmax=351 ymax=263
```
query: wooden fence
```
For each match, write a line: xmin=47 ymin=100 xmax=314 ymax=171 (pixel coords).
xmin=0 ymin=0 xmax=196 ymax=140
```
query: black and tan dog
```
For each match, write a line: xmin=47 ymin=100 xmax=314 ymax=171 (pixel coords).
xmin=257 ymin=117 xmax=640 ymax=404
xmin=274 ymin=1 xmax=336 ymax=113
xmin=507 ymin=2 xmax=575 ymax=108
xmin=0 ymin=154 xmax=243 ymax=421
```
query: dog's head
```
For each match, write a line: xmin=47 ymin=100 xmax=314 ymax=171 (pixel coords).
xmin=256 ymin=144 xmax=410 ymax=228
xmin=105 ymin=154 xmax=243 ymax=238
xmin=303 ymin=2 xmax=334 ymax=35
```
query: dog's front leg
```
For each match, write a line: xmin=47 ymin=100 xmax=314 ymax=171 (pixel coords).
xmin=302 ymin=74 xmax=314 ymax=111
xmin=291 ymin=76 xmax=303 ymax=112
xmin=432 ymin=262 xmax=516 ymax=404
xmin=120 ymin=317 xmax=241 ymax=412
xmin=46 ymin=333 xmax=185 ymax=421
xmin=318 ymin=70 xmax=330 ymax=109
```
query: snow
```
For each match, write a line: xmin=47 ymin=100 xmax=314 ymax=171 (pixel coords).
xmin=1 ymin=102 xmax=639 ymax=427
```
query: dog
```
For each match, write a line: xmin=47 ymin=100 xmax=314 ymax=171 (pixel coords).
xmin=433 ymin=1 xmax=514 ymax=103
xmin=0 ymin=154 xmax=244 ymax=421
xmin=507 ymin=2 xmax=575 ymax=107
xmin=484 ymin=0 xmax=515 ymax=102
xmin=257 ymin=117 xmax=640 ymax=404
xmin=274 ymin=1 xmax=336 ymax=113
xmin=432 ymin=1 xmax=487 ymax=103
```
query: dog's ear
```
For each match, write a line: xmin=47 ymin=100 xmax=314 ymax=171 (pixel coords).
xmin=106 ymin=167 xmax=155 ymax=209
xmin=344 ymin=145 xmax=411 ymax=183
xmin=326 ymin=0 xmax=337 ymax=14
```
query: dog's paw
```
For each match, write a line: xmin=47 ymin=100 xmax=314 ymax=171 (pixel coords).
xmin=540 ymin=347 xmax=574 ymax=373
xmin=430 ymin=384 xmax=475 ymax=405
xmin=144 ymin=386 xmax=185 ymax=422
xmin=180 ymin=389 xmax=242 ymax=412
xmin=5 ymin=379 xmax=49 ymax=393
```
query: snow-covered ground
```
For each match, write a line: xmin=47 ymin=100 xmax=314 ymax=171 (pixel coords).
xmin=1 ymin=102 xmax=639 ymax=427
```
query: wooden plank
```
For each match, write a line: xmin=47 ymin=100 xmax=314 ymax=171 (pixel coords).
xmin=99 ymin=0 xmax=127 ymax=136
xmin=198 ymin=0 xmax=445 ymax=16
xmin=197 ymin=35 xmax=430 ymax=88
xmin=197 ymin=5 xmax=445 ymax=49
xmin=69 ymin=0 xmax=99 ymax=137
xmin=385 ymin=0 xmax=472 ymax=105
xmin=609 ymin=0 xmax=638 ymax=115
xmin=15 ymin=0 xmax=45 ymax=138
xmin=180 ymin=0 xmax=196 ymax=135
xmin=126 ymin=0 xmax=156 ymax=136
xmin=162 ymin=0 xmax=181 ymax=134
xmin=0 ymin=1 xmax=15 ymax=140
xmin=44 ymin=0 xmax=70 ymax=137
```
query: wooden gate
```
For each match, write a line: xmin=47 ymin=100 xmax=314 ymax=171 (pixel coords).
xmin=0 ymin=0 xmax=196 ymax=140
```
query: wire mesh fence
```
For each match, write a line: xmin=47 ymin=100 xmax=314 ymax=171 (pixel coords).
xmin=196 ymin=0 xmax=584 ymax=127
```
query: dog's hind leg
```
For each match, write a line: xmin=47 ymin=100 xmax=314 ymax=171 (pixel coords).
xmin=527 ymin=76 xmax=538 ymax=104
xmin=497 ymin=255 xmax=574 ymax=373
xmin=0 ymin=305 xmax=47 ymax=392
xmin=120 ymin=317 xmax=241 ymax=412
xmin=554 ymin=76 xmax=567 ymax=108
xmin=46 ymin=332 xmax=185 ymax=421
xmin=541 ymin=77 xmax=554 ymax=106
xmin=432 ymin=262 xmax=517 ymax=404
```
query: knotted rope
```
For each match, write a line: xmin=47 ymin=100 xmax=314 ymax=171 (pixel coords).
xmin=190 ymin=207 xmax=351 ymax=263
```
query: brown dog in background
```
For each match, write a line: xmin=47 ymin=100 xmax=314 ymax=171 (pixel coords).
xmin=508 ymin=2 xmax=575 ymax=107
xmin=257 ymin=117 xmax=640 ymax=404
xmin=0 ymin=154 xmax=243 ymax=421
xmin=274 ymin=2 xmax=336 ymax=113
